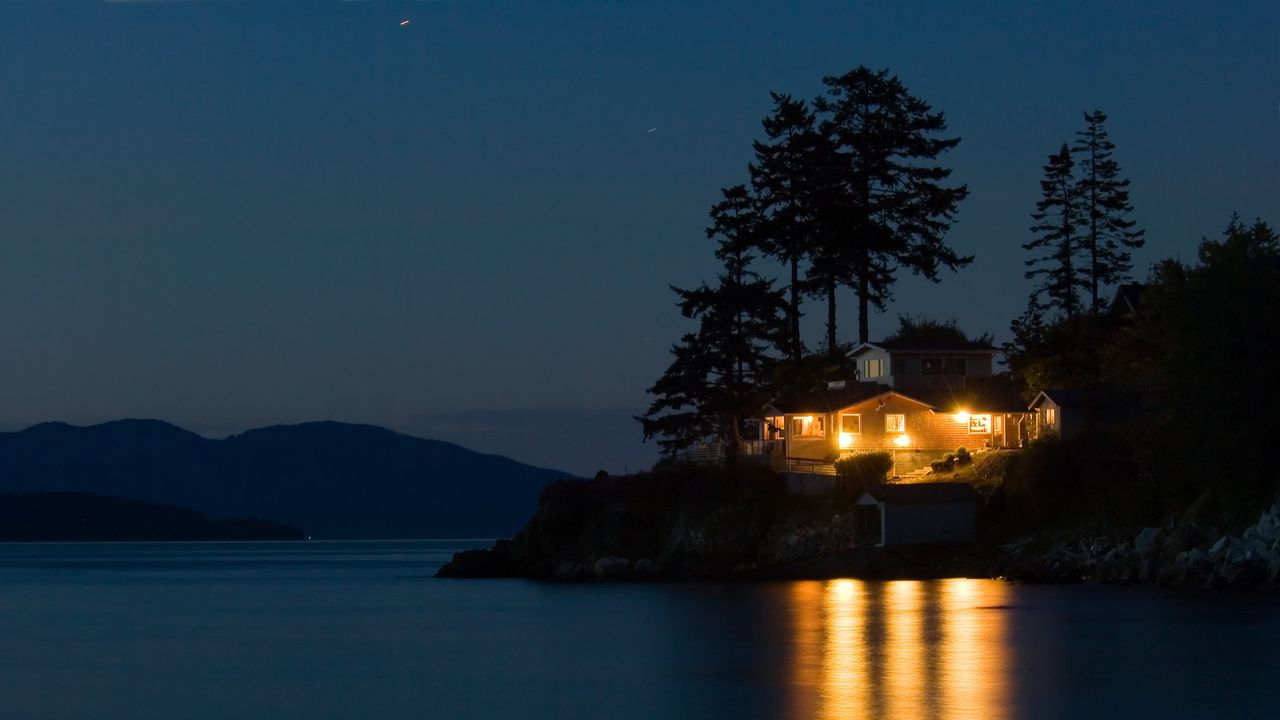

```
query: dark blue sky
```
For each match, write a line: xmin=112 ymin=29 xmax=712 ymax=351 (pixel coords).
xmin=0 ymin=1 xmax=1275 ymax=474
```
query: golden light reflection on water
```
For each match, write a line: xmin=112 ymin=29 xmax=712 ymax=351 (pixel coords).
xmin=787 ymin=578 xmax=1010 ymax=720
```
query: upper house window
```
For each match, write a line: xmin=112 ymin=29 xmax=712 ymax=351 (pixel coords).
xmin=924 ymin=357 xmax=967 ymax=375
xmin=864 ymin=359 xmax=884 ymax=378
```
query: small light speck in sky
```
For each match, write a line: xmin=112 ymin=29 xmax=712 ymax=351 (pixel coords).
xmin=400 ymin=19 xmax=410 ymax=27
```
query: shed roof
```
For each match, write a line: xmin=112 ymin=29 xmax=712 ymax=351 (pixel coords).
xmin=860 ymin=482 xmax=981 ymax=505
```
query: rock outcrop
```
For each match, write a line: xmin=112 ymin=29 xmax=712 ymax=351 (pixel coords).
xmin=1000 ymin=499 xmax=1280 ymax=591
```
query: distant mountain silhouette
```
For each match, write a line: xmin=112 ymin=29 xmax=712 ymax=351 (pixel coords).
xmin=0 ymin=420 xmax=575 ymax=538
xmin=0 ymin=492 xmax=302 ymax=541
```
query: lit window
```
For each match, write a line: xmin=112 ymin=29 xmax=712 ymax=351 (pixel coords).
xmin=885 ymin=414 xmax=905 ymax=433
xmin=968 ymin=414 xmax=992 ymax=433
xmin=792 ymin=416 xmax=825 ymax=438
xmin=1045 ymin=407 xmax=1057 ymax=426
xmin=840 ymin=414 xmax=861 ymax=434
xmin=864 ymin=359 xmax=884 ymax=378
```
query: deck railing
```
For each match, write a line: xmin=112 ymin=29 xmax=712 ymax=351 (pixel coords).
xmin=784 ymin=458 xmax=838 ymax=476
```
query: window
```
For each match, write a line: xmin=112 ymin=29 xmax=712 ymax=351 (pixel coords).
xmin=885 ymin=414 xmax=905 ymax=432
xmin=993 ymin=415 xmax=1004 ymax=434
xmin=840 ymin=414 xmax=861 ymax=434
xmin=864 ymin=359 xmax=884 ymax=378
xmin=968 ymin=414 xmax=992 ymax=433
xmin=922 ymin=356 xmax=969 ymax=375
xmin=892 ymin=357 xmax=907 ymax=375
xmin=767 ymin=416 xmax=786 ymax=438
xmin=792 ymin=416 xmax=825 ymax=438
xmin=1045 ymin=407 xmax=1057 ymax=426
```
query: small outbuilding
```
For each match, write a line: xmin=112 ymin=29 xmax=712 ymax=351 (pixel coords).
xmin=855 ymin=482 xmax=980 ymax=547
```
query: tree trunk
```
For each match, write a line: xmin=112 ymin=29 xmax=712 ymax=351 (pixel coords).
xmin=826 ymin=280 xmax=838 ymax=357
xmin=789 ymin=258 xmax=801 ymax=362
xmin=858 ymin=257 xmax=870 ymax=344
xmin=723 ymin=414 xmax=742 ymax=468
xmin=1089 ymin=153 xmax=1099 ymax=316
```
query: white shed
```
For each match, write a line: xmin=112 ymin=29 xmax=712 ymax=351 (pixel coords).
xmin=855 ymin=483 xmax=980 ymax=546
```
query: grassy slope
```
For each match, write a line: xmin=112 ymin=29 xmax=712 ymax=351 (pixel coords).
xmin=903 ymin=450 xmax=1019 ymax=497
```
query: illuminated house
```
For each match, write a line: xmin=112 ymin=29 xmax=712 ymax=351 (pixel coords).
xmin=762 ymin=378 xmax=1030 ymax=477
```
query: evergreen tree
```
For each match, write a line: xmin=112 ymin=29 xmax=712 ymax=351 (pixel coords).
xmin=638 ymin=186 xmax=786 ymax=462
xmin=748 ymin=93 xmax=821 ymax=362
xmin=811 ymin=66 xmax=971 ymax=346
xmin=1072 ymin=110 xmax=1145 ymax=314
xmin=1024 ymin=144 xmax=1088 ymax=320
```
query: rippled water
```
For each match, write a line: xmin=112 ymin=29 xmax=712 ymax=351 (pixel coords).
xmin=0 ymin=541 xmax=1275 ymax=719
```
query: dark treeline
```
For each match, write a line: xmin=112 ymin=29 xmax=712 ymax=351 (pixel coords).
xmin=1004 ymin=110 xmax=1278 ymax=529
xmin=1005 ymin=215 xmax=1279 ymax=531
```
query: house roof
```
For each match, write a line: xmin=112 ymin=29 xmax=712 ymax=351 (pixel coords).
xmin=860 ymin=482 xmax=981 ymax=505
xmin=1109 ymin=283 xmax=1146 ymax=316
xmin=767 ymin=382 xmax=895 ymax=414
xmin=850 ymin=339 xmax=998 ymax=355
xmin=908 ymin=375 xmax=1031 ymax=414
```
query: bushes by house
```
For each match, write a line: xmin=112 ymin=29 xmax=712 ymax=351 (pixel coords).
xmin=834 ymin=451 xmax=892 ymax=500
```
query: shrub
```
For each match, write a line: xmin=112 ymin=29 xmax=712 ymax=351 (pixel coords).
xmin=955 ymin=447 xmax=972 ymax=466
xmin=931 ymin=458 xmax=954 ymax=473
xmin=834 ymin=452 xmax=892 ymax=499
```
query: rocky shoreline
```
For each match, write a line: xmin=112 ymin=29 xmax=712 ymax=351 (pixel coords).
xmin=1000 ymin=500 xmax=1280 ymax=590
xmin=437 ymin=465 xmax=1280 ymax=591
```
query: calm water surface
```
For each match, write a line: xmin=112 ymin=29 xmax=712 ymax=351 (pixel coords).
xmin=0 ymin=541 xmax=1276 ymax=719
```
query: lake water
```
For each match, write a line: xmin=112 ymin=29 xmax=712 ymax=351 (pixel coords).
xmin=0 ymin=541 xmax=1276 ymax=719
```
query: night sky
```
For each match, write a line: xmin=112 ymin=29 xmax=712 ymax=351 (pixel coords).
xmin=0 ymin=1 xmax=1275 ymax=475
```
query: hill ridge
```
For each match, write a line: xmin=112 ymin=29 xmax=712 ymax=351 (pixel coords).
xmin=0 ymin=418 xmax=576 ymax=539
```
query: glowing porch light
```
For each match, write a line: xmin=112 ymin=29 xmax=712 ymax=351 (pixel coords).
xmin=955 ymin=410 xmax=970 ymax=423
xmin=838 ymin=432 xmax=854 ymax=449
xmin=893 ymin=434 xmax=911 ymax=447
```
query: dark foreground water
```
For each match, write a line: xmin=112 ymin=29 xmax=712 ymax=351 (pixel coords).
xmin=1 ymin=542 xmax=1276 ymax=720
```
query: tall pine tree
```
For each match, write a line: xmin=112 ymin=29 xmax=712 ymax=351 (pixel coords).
xmin=1024 ymin=143 xmax=1088 ymax=320
xmin=1073 ymin=110 xmax=1144 ymax=314
xmin=749 ymin=93 xmax=821 ymax=362
xmin=638 ymin=185 xmax=786 ymax=461
xmin=811 ymin=67 xmax=970 ymax=345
